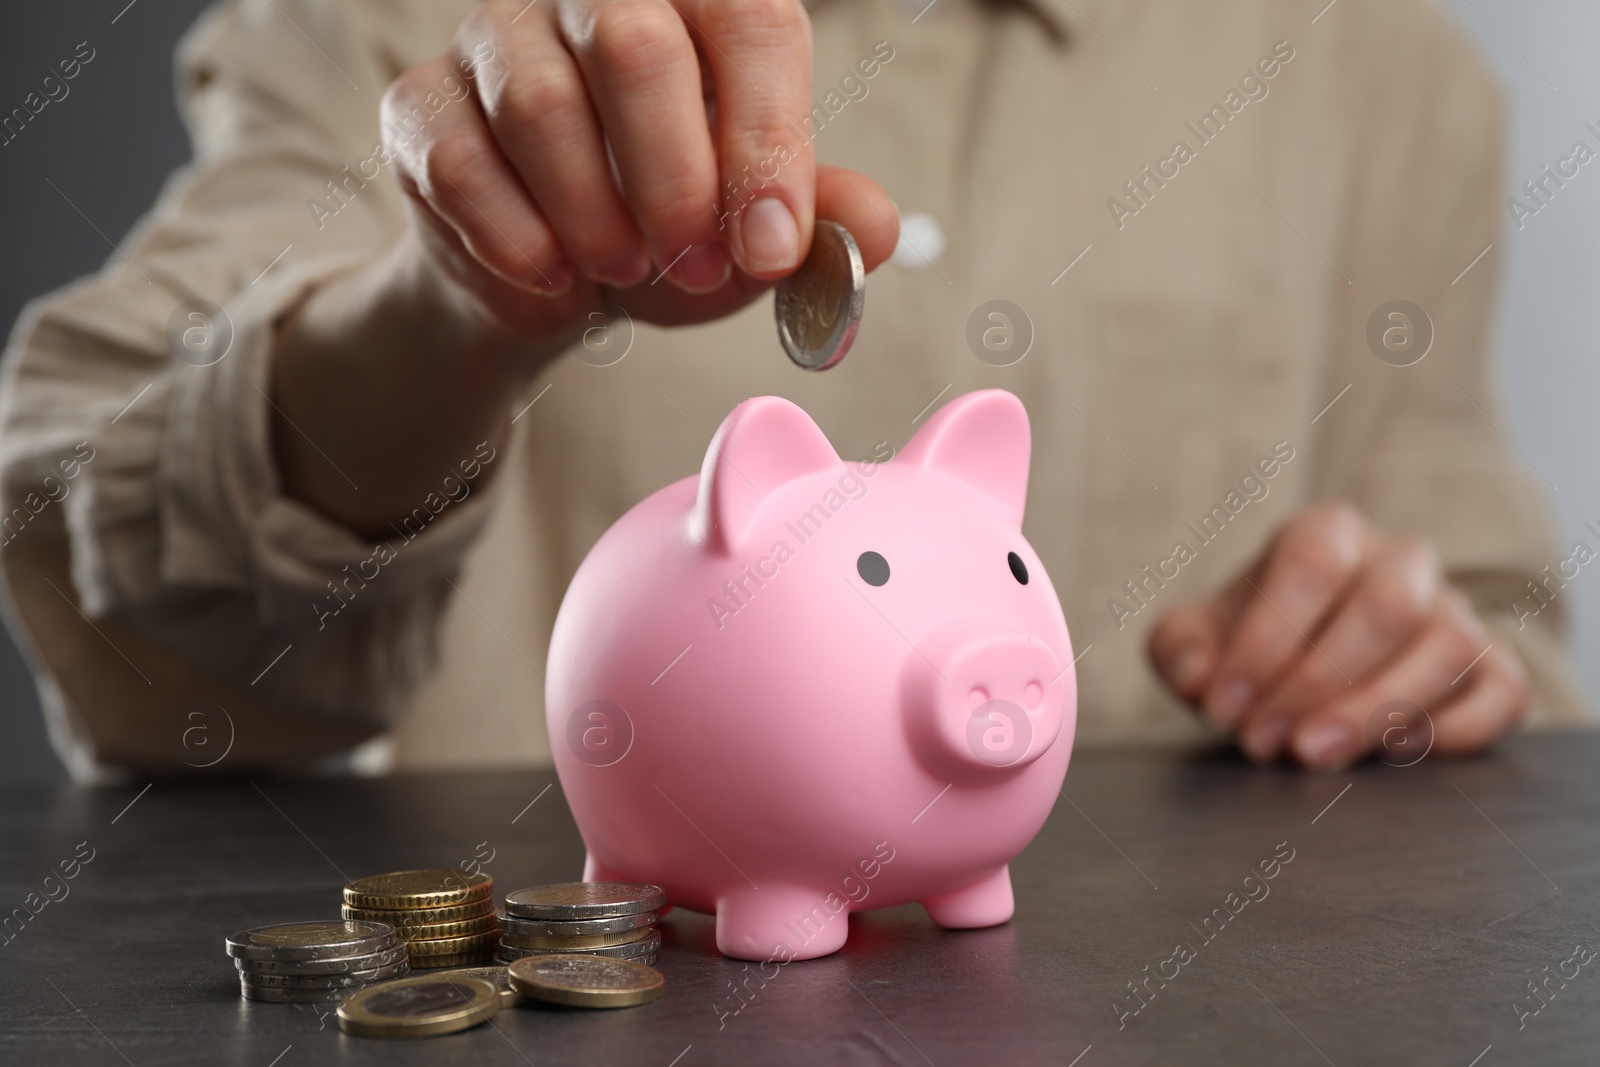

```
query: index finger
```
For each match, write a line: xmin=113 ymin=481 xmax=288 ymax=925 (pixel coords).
xmin=679 ymin=0 xmax=816 ymax=278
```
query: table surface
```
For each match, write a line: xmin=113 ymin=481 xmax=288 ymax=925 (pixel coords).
xmin=2 ymin=732 xmax=1597 ymax=1067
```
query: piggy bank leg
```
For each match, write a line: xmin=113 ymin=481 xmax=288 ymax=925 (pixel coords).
xmin=921 ymin=865 xmax=1014 ymax=929
xmin=716 ymin=886 xmax=849 ymax=961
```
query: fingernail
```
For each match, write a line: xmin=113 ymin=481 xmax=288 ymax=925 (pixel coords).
xmin=740 ymin=197 xmax=800 ymax=274
xmin=1168 ymin=647 xmax=1210 ymax=693
xmin=537 ymin=261 xmax=573 ymax=295
xmin=595 ymin=248 xmax=651 ymax=288
xmin=1207 ymin=678 xmax=1253 ymax=727
xmin=1241 ymin=717 xmax=1291 ymax=763
xmin=1294 ymin=720 xmax=1356 ymax=769
xmin=668 ymin=242 xmax=731 ymax=294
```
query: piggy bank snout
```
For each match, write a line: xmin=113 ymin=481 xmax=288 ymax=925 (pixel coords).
xmin=904 ymin=627 xmax=1065 ymax=775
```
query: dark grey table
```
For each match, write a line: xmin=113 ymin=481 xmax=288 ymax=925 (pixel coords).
xmin=3 ymin=731 xmax=1596 ymax=1066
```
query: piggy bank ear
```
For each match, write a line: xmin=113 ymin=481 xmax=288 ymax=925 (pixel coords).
xmin=898 ymin=389 xmax=1031 ymax=526
xmin=693 ymin=396 xmax=841 ymax=553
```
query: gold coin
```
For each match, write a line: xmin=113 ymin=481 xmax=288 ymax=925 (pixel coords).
xmin=337 ymin=974 xmax=499 ymax=1039
xmin=498 ymin=925 xmax=654 ymax=951
xmin=404 ymin=932 xmax=499 ymax=958
xmin=432 ymin=965 xmax=521 ymax=1008
xmin=342 ymin=900 xmax=495 ymax=925
xmin=343 ymin=870 xmax=493 ymax=910
xmin=507 ymin=954 xmax=664 ymax=1009
xmin=341 ymin=911 xmax=498 ymax=940
xmin=408 ymin=950 xmax=498 ymax=969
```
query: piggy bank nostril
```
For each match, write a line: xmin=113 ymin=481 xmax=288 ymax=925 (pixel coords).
xmin=1024 ymin=681 xmax=1043 ymax=710
xmin=968 ymin=687 xmax=989 ymax=710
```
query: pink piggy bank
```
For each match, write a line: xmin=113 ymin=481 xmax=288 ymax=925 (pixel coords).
xmin=545 ymin=389 xmax=1076 ymax=961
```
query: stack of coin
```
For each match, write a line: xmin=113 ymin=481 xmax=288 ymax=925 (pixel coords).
xmin=342 ymin=870 xmax=498 ymax=968
xmin=226 ymin=920 xmax=408 ymax=1003
xmin=496 ymin=882 xmax=664 ymax=967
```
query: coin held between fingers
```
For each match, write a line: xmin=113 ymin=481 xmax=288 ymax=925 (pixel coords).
xmin=775 ymin=221 xmax=864 ymax=371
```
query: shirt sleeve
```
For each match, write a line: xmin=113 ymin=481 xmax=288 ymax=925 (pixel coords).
xmin=1310 ymin=4 xmax=1592 ymax=726
xmin=0 ymin=0 xmax=504 ymax=777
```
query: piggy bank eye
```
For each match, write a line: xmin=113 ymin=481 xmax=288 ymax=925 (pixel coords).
xmin=1007 ymin=551 xmax=1029 ymax=585
xmin=857 ymin=551 xmax=890 ymax=587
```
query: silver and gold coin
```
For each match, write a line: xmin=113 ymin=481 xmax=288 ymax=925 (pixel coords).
xmin=343 ymin=870 xmax=493 ymax=911
xmin=234 ymin=943 xmax=409 ymax=977
xmin=337 ymin=974 xmax=500 ymax=1039
xmin=503 ymin=883 xmax=665 ymax=921
xmin=506 ymin=954 xmax=664 ymax=1009
xmin=226 ymin=921 xmax=397 ymax=963
xmin=499 ymin=924 xmax=655 ymax=951
xmin=239 ymin=982 xmax=346 ymax=1004
xmin=495 ymin=929 xmax=661 ymax=964
xmin=774 ymin=220 xmax=865 ymax=371
xmin=241 ymin=960 xmax=411 ymax=990
xmin=497 ymin=909 xmax=655 ymax=939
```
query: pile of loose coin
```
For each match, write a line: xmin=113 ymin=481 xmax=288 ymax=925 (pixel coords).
xmin=496 ymin=882 xmax=664 ymax=966
xmin=220 ymin=870 xmax=668 ymax=1036
xmin=224 ymin=876 xmax=667 ymax=1038
xmin=341 ymin=869 xmax=499 ymax=968
xmin=335 ymin=952 xmax=664 ymax=1037
xmin=226 ymin=920 xmax=409 ymax=1003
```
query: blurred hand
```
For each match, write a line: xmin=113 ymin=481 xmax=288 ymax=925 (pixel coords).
xmin=1147 ymin=501 xmax=1530 ymax=771
xmin=383 ymin=0 xmax=899 ymax=341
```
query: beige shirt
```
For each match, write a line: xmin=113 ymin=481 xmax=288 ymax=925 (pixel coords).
xmin=1 ymin=0 xmax=1589 ymax=780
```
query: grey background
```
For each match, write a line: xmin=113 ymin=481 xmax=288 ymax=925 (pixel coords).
xmin=0 ymin=0 xmax=1594 ymax=783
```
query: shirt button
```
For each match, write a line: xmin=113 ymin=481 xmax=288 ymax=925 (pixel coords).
xmin=891 ymin=212 xmax=946 ymax=269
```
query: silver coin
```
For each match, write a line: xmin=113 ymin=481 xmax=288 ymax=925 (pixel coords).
xmin=242 ymin=960 xmax=411 ymax=990
xmin=774 ymin=220 xmax=864 ymax=371
xmin=503 ymin=883 xmax=665 ymax=921
xmin=496 ymin=909 xmax=656 ymax=938
xmin=495 ymin=929 xmax=660 ymax=963
xmin=235 ymin=944 xmax=409 ymax=977
xmin=226 ymin=920 xmax=397 ymax=962
xmin=238 ymin=980 xmax=347 ymax=1004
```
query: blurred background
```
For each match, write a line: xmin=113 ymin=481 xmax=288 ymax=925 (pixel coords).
xmin=1 ymin=0 xmax=1595 ymax=781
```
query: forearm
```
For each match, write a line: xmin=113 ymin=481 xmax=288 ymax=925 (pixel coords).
xmin=269 ymin=229 xmax=574 ymax=538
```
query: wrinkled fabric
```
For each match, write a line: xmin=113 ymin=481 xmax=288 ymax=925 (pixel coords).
xmin=0 ymin=0 xmax=1587 ymax=780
